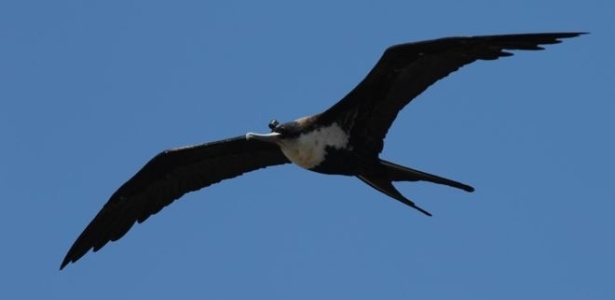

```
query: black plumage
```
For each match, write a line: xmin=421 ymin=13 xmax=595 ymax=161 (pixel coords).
xmin=61 ymin=32 xmax=584 ymax=269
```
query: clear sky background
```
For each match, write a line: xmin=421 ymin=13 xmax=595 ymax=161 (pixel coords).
xmin=1 ymin=1 xmax=613 ymax=299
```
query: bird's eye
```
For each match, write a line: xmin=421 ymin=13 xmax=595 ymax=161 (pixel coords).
xmin=268 ymin=119 xmax=280 ymax=131
xmin=275 ymin=126 xmax=287 ymax=134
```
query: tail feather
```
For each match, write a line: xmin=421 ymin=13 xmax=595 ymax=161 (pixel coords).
xmin=357 ymin=174 xmax=432 ymax=216
xmin=381 ymin=159 xmax=474 ymax=192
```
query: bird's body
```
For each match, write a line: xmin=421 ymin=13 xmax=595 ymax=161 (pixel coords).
xmin=61 ymin=32 xmax=584 ymax=269
xmin=269 ymin=118 xmax=350 ymax=172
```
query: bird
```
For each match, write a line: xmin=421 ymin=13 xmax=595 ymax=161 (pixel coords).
xmin=60 ymin=32 xmax=584 ymax=269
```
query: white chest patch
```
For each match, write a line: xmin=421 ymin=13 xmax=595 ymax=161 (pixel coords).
xmin=279 ymin=123 xmax=349 ymax=169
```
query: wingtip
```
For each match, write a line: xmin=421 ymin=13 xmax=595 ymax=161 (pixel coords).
xmin=545 ymin=32 xmax=588 ymax=43
xmin=59 ymin=255 xmax=73 ymax=270
xmin=59 ymin=261 xmax=69 ymax=271
xmin=556 ymin=32 xmax=588 ymax=37
xmin=553 ymin=32 xmax=589 ymax=41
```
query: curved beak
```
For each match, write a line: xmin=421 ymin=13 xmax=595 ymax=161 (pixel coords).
xmin=245 ymin=132 xmax=282 ymax=144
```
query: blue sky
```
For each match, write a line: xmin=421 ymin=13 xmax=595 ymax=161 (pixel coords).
xmin=1 ymin=1 xmax=613 ymax=299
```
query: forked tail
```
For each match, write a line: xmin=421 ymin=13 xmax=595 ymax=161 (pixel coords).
xmin=357 ymin=174 xmax=433 ymax=216
xmin=380 ymin=159 xmax=474 ymax=192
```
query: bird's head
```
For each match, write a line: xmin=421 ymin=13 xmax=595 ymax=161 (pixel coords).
xmin=246 ymin=118 xmax=306 ymax=143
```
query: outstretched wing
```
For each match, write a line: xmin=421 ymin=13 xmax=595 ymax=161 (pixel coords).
xmin=319 ymin=32 xmax=585 ymax=154
xmin=61 ymin=136 xmax=289 ymax=269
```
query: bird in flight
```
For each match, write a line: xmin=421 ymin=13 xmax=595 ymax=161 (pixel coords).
xmin=61 ymin=32 xmax=584 ymax=269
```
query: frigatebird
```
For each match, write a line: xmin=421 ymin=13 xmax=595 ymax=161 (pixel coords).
xmin=61 ymin=32 xmax=584 ymax=269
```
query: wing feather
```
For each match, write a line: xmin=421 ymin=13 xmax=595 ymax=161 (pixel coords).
xmin=61 ymin=136 xmax=289 ymax=269
xmin=320 ymin=32 xmax=585 ymax=154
